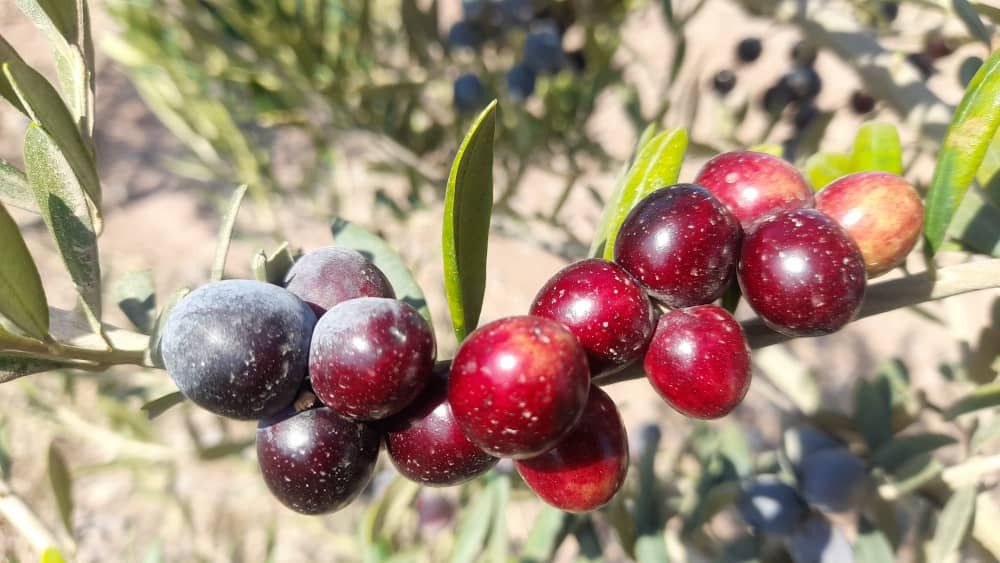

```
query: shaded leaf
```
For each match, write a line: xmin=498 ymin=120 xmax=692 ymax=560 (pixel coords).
xmin=0 ymin=421 xmax=11 ymax=480
xmin=197 ymin=439 xmax=254 ymax=460
xmin=851 ymin=122 xmax=903 ymax=175
xmin=0 ymin=351 xmax=83 ymax=384
xmin=47 ymin=442 xmax=73 ymax=536
xmin=23 ymin=123 xmax=101 ymax=337
xmin=145 ymin=288 xmax=189 ymax=368
xmin=804 ymin=152 xmax=852 ymax=192
xmin=973 ymin=1 xmax=1000 ymax=25
xmin=882 ymin=454 xmax=943 ymax=499
xmin=2 ymin=47 xmax=101 ymax=213
xmin=332 ymin=219 xmax=433 ymax=331
xmin=871 ymin=433 xmax=957 ymax=471
xmin=948 ymin=189 xmax=1000 ymax=256
xmin=0 ymin=201 xmax=49 ymax=339
xmin=573 ymin=515 xmax=604 ymax=562
xmin=943 ymin=382 xmax=1000 ymax=419
xmin=854 ymin=377 xmax=893 ymax=451
xmin=251 ymin=242 xmax=296 ymax=285
xmin=140 ymin=391 xmax=185 ymax=420
xmin=928 ymin=487 xmax=976 ymax=563
xmin=442 ymin=100 xmax=496 ymax=342
xmin=854 ymin=517 xmax=895 ymax=562
xmin=111 ymin=270 xmax=156 ymax=334
xmin=635 ymin=426 xmax=668 ymax=563
xmin=953 ymin=0 xmax=992 ymax=46
xmin=210 ymin=184 xmax=247 ymax=282
xmin=592 ymin=127 xmax=688 ymax=259
xmin=487 ymin=475 xmax=510 ymax=563
xmin=0 ymin=159 xmax=37 ymax=212
xmin=925 ymin=48 xmax=1000 ymax=253
xmin=753 ymin=346 xmax=821 ymax=414
xmin=448 ymin=478 xmax=498 ymax=563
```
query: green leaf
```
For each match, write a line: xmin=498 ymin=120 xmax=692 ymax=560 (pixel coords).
xmin=140 ymin=391 xmax=185 ymax=420
xmin=634 ymin=425 xmax=669 ymax=563
xmin=0 ymin=159 xmax=37 ymax=212
xmin=592 ymin=127 xmax=688 ymax=259
xmin=442 ymin=100 xmax=496 ymax=342
xmin=925 ymin=48 xmax=1000 ymax=253
xmin=747 ymin=144 xmax=783 ymax=157
xmin=851 ymin=122 xmax=903 ymax=175
xmin=953 ymin=0 xmax=992 ymax=46
xmin=47 ymin=442 xmax=73 ymax=536
xmin=854 ymin=517 xmax=895 ymax=563
xmin=332 ymin=219 xmax=433 ymax=331
xmin=573 ymin=515 xmax=604 ymax=562
xmin=973 ymin=1 xmax=1000 ymax=25
xmin=943 ymin=382 xmax=1000 ymax=419
xmin=0 ymin=201 xmax=49 ymax=339
xmin=359 ymin=477 xmax=420 ymax=555
xmin=521 ymin=506 xmax=569 ymax=563
xmin=0 ymin=351 xmax=81 ymax=384
xmin=487 ymin=475 xmax=510 ymax=563
xmin=210 ymin=185 xmax=247 ymax=282
xmin=871 ymin=433 xmax=957 ymax=471
xmin=948 ymin=189 xmax=1000 ymax=256
xmin=2 ymin=50 xmax=101 ymax=214
xmin=251 ymin=243 xmax=296 ymax=285
xmin=928 ymin=487 xmax=976 ymax=563
xmin=854 ymin=376 xmax=893 ymax=451
xmin=0 ymin=420 xmax=12 ymax=480
xmin=23 ymin=123 xmax=101 ymax=335
xmin=145 ymin=288 xmax=189 ymax=368
xmin=883 ymin=454 xmax=943 ymax=499
xmin=449 ymin=478 xmax=498 ymax=563
xmin=111 ymin=270 xmax=156 ymax=334
xmin=978 ymin=130 xmax=1000 ymax=205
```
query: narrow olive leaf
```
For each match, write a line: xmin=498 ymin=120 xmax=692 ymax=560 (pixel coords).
xmin=2 ymin=54 xmax=101 ymax=213
xmin=634 ymin=426 xmax=669 ymax=563
xmin=974 ymin=1 xmax=1000 ymax=24
xmin=0 ymin=160 xmax=37 ymax=212
xmin=0 ymin=421 xmax=11 ymax=480
xmin=943 ymin=381 xmax=1000 ymax=419
xmin=0 ymin=201 xmax=49 ymax=340
xmin=333 ymin=218 xmax=433 ymax=330
xmin=521 ymin=506 xmax=570 ymax=562
xmin=925 ymin=48 xmax=1000 ymax=253
xmin=871 ymin=434 xmax=957 ymax=471
xmin=442 ymin=100 xmax=496 ymax=342
xmin=23 ymin=123 xmax=102 ymax=336
xmin=953 ymin=0 xmax=992 ymax=46
xmin=948 ymin=189 xmax=1000 ymax=257
xmin=111 ymin=270 xmax=156 ymax=334
xmin=487 ymin=475 xmax=510 ymax=563
xmin=978 ymin=130 xmax=1000 ymax=204
xmin=573 ymin=515 xmax=604 ymax=562
xmin=448 ymin=479 xmax=498 ymax=563
xmin=929 ymin=487 xmax=977 ymax=563
xmin=594 ymin=127 xmax=688 ymax=260
xmin=145 ymin=287 xmax=189 ymax=368
xmin=748 ymin=144 xmax=783 ymax=157
xmin=851 ymin=122 xmax=903 ymax=175
xmin=47 ymin=442 xmax=73 ymax=536
xmin=854 ymin=517 xmax=895 ymax=563
xmin=251 ymin=243 xmax=296 ymax=285
xmin=209 ymin=185 xmax=247 ymax=282
xmin=805 ymin=152 xmax=852 ymax=191
xmin=880 ymin=454 xmax=943 ymax=500
xmin=0 ymin=352 xmax=83 ymax=384
xmin=855 ymin=377 xmax=894 ymax=451
xmin=971 ymin=416 xmax=1000 ymax=453
xmin=140 ymin=391 xmax=185 ymax=420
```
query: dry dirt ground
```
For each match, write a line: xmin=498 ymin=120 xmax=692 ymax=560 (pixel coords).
xmin=0 ymin=1 xmax=997 ymax=561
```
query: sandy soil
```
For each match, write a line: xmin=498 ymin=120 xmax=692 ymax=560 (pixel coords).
xmin=0 ymin=0 xmax=996 ymax=561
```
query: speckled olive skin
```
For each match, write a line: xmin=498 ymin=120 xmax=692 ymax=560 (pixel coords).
xmin=694 ymin=151 xmax=814 ymax=229
xmin=613 ymin=184 xmax=741 ymax=308
xmin=284 ymin=246 xmax=395 ymax=316
xmin=256 ymin=406 xmax=380 ymax=515
xmin=529 ymin=259 xmax=655 ymax=375
xmin=643 ymin=305 xmax=751 ymax=419
xmin=515 ymin=387 xmax=628 ymax=512
xmin=384 ymin=367 xmax=498 ymax=486
xmin=448 ymin=316 xmax=590 ymax=459
xmin=816 ymin=172 xmax=924 ymax=277
xmin=310 ymin=298 xmax=435 ymax=421
xmin=161 ymin=280 xmax=316 ymax=420
xmin=738 ymin=209 xmax=866 ymax=336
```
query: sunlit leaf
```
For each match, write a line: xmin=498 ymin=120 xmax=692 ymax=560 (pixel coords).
xmin=0 ymin=201 xmax=49 ymax=340
xmin=851 ymin=122 xmax=903 ymax=175
xmin=23 ymin=123 xmax=101 ymax=336
xmin=333 ymin=219 xmax=433 ymax=331
xmin=442 ymin=100 xmax=496 ymax=342
xmin=40 ymin=548 xmax=66 ymax=563
xmin=928 ymin=487 xmax=976 ymax=563
xmin=943 ymin=381 xmax=1000 ymax=419
xmin=251 ymin=242 xmax=296 ymax=286
xmin=210 ymin=184 xmax=247 ymax=282
xmin=925 ymin=48 xmax=1000 ymax=253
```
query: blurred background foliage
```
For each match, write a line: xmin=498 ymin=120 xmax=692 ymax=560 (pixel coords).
xmin=1 ymin=0 xmax=999 ymax=561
